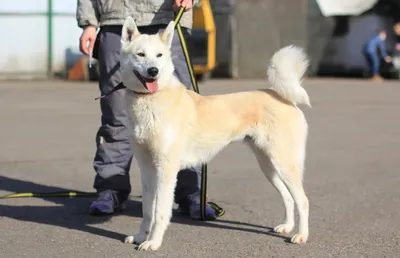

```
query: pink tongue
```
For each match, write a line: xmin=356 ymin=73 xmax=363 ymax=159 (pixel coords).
xmin=145 ymin=81 xmax=159 ymax=93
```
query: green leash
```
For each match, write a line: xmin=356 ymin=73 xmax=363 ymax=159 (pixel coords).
xmin=174 ymin=7 xmax=224 ymax=220
xmin=0 ymin=191 xmax=97 ymax=199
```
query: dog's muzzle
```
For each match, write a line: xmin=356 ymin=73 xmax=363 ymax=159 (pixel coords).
xmin=133 ymin=70 xmax=159 ymax=94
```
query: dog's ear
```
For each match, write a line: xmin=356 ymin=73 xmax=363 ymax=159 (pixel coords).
xmin=160 ymin=21 xmax=175 ymax=48
xmin=121 ymin=16 xmax=140 ymax=44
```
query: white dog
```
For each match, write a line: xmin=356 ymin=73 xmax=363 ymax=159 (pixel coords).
xmin=120 ymin=16 xmax=311 ymax=251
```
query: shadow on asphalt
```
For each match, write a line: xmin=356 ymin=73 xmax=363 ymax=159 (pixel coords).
xmin=0 ymin=175 xmax=289 ymax=243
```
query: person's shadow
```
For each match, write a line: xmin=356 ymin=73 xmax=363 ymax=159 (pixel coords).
xmin=0 ymin=175 xmax=289 ymax=244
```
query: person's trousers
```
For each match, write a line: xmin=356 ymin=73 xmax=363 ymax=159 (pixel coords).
xmin=93 ymin=25 xmax=202 ymax=203
xmin=364 ymin=50 xmax=380 ymax=76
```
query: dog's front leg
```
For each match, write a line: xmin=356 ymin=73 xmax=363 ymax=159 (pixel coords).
xmin=137 ymin=160 xmax=179 ymax=251
xmin=125 ymin=149 xmax=157 ymax=245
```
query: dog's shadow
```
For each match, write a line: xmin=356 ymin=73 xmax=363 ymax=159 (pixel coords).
xmin=0 ymin=175 xmax=289 ymax=243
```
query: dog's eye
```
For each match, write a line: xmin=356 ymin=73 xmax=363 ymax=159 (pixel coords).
xmin=156 ymin=53 xmax=163 ymax=58
xmin=137 ymin=52 xmax=145 ymax=57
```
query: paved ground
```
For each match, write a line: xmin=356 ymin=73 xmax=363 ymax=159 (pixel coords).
xmin=0 ymin=78 xmax=399 ymax=258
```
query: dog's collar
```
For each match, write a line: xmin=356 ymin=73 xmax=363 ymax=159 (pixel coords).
xmin=94 ymin=82 xmax=149 ymax=100
xmin=95 ymin=82 xmax=127 ymax=100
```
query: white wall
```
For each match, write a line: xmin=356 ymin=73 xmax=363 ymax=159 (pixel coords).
xmin=0 ymin=1 xmax=83 ymax=78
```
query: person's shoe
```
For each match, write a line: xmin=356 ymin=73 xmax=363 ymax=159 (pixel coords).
xmin=188 ymin=200 xmax=218 ymax=220
xmin=88 ymin=190 xmax=126 ymax=215
xmin=177 ymin=196 xmax=217 ymax=220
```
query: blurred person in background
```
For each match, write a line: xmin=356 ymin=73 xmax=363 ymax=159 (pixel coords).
xmin=76 ymin=0 xmax=218 ymax=220
xmin=363 ymin=29 xmax=392 ymax=81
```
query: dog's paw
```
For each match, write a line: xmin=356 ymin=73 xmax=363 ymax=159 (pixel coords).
xmin=124 ymin=235 xmax=135 ymax=244
xmin=273 ymin=223 xmax=294 ymax=234
xmin=138 ymin=240 xmax=161 ymax=251
xmin=291 ymin=233 xmax=308 ymax=244
xmin=124 ymin=233 xmax=147 ymax=245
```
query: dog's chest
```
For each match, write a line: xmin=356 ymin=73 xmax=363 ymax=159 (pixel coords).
xmin=131 ymin=101 xmax=177 ymax=151
xmin=131 ymin=106 xmax=159 ymax=142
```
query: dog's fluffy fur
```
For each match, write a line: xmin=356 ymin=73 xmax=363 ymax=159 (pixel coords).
xmin=120 ymin=17 xmax=311 ymax=251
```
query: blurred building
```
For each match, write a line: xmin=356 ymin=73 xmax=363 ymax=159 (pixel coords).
xmin=229 ymin=0 xmax=308 ymax=78
xmin=216 ymin=0 xmax=400 ymax=78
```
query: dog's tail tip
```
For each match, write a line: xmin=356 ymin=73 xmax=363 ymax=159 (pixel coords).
xmin=267 ymin=45 xmax=311 ymax=107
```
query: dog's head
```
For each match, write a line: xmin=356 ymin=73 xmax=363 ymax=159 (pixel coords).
xmin=120 ymin=17 xmax=175 ymax=94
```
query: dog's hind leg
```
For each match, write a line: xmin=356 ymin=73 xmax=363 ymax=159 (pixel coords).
xmin=250 ymin=146 xmax=295 ymax=235
xmin=269 ymin=140 xmax=309 ymax=243
xmin=278 ymin=167 xmax=309 ymax=244
xmin=250 ymin=119 xmax=309 ymax=244
xmin=137 ymin=160 xmax=180 ymax=251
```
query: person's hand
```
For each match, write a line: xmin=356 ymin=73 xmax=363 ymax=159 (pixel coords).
xmin=173 ymin=0 xmax=193 ymax=12
xmin=385 ymin=56 xmax=392 ymax=63
xmin=79 ymin=26 xmax=97 ymax=55
xmin=396 ymin=43 xmax=400 ymax=51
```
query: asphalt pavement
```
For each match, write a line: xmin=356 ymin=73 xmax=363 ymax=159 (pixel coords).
xmin=0 ymin=78 xmax=399 ymax=258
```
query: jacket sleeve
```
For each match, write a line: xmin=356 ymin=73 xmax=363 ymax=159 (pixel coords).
xmin=76 ymin=0 xmax=99 ymax=28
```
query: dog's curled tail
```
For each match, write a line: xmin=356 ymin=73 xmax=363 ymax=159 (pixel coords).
xmin=267 ymin=45 xmax=311 ymax=107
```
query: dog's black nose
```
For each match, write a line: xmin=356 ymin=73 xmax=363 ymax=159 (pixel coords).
xmin=147 ymin=67 xmax=159 ymax=77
